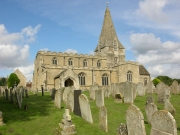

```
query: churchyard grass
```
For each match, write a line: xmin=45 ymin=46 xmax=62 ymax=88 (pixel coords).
xmin=0 ymin=92 xmax=179 ymax=135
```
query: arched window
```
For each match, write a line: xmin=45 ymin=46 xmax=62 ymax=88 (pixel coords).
xmin=79 ymin=72 xmax=85 ymax=85
xmin=97 ymin=60 xmax=101 ymax=68
xmin=52 ymin=57 xmax=57 ymax=65
xmin=127 ymin=71 xmax=132 ymax=82
xmin=102 ymin=73 xmax=108 ymax=86
xmin=83 ymin=59 xmax=88 ymax=67
xmin=68 ymin=58 xmax=73 ymax=66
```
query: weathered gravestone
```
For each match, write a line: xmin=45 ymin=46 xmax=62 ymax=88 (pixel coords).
xmin=146 ymin=96 xmax=154 ymax=104
xmin=123 ymin=81 xmax=134 ymax=103
xmin=59 ymin=109 xmax=76 ymax=135
xmin=54 ymin=89 xmax=62 ymax=109
xmin=95 ymin=89 xmax=104 ymax=107
xmin=79 ymin=94 xmax=93 ymax=124
xmin=0 ymin=111 xmax=5 ymax=126
xmin=145 ymin=102 xmax=158 ymax=124
xmin=147 ymin=81 xmax=153 ymax=94
xmin=63 ymin=86 xmax=75 ymax=103
xmin=116 ymin=123 xmax=128 ymax=135
xmin=156 ymin=82 xmax=166 ymax=103
xmin=5 ymin=88 xmax=9 ymax=100
xmin=51 ymin=88 xmax=56 ymax=100
xmin=150 ymin=110 xmax=177 ymax=135
xmin=111 ymin=83 xmax=120 ymax=98
xmin=114 ymin=93 xmax=123 ymax=103
xmin=171 ymin=80 xmax=179 ymax=94
xmin=73 ymin=90 xmax=81 ymax=117
xmin=66 ymin=90 xmax=74 ymax=113
xmin=99 ymin=106 xmax=108 ymax=132
xmin=132 ymin=83 xmax=137 ymax=100
xmin=90 ymin=83 xmax=99 ymax=100
xmin=126 ymin=104 xmax=146 ymax=135
xmin=104 ymin=88 xmax=110 ymax=98
xmin=164 ymin=95 xmax=176 ymax=116
xmin=164 ymin=84 xmax=171 ymax=100
xmin=136 ymin=82 xmax=145 ymax=96
xmin=15 ymin=90 xmax=22 ymax=108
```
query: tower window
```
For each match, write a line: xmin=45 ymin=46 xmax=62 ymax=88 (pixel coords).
xmin=97 ymin=60 xmax=101 ymax=68
xmin=127 ymin=71 xmax=132 ymax=82
xmin=102 ymin=73 xmax=108 ymax=86
xmin=83 ymin=59 xmax=88 ymax=67
xmin=79 ymin=72 xmax=85 ymax=85
xmin=68 ymin=58 xmax=73 ymax=66
xmin=52 ymin=57 xmax=57 ymax=65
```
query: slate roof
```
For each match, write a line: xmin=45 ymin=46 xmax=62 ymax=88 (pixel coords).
xmin=139 ymin=65 xmax=150 ymax=75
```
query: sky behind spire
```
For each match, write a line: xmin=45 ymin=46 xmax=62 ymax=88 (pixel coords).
xmin=0 ymin=0 xmax=180 ymax=81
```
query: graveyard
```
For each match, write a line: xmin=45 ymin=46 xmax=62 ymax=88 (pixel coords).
xmin=0 ymin=88 xmax=179 ymax=135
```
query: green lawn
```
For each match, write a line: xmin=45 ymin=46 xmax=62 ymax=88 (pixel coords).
xmin=0 ymin=92 xmax=179 ymax=135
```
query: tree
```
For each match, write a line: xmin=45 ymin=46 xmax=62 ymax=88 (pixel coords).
xmin=152 ymin=78 xmax=161 ymax=86
xmin=156 ymin=76 xmax=173 ymax=86
xmin=7 ymin=73 xmax=20 ymax=88
xmin=0 ymin=77 xmax=7 ymax=86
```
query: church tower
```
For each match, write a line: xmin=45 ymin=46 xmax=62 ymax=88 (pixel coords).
xmin=94 ymin=6 xmax=125 ymax=66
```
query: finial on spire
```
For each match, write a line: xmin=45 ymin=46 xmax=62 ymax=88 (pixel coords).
xmin=106 ymin=2 xmax=109 ymax=7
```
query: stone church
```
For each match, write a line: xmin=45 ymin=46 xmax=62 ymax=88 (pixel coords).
xmin=32 ymin=7 xmax=150 ymax=91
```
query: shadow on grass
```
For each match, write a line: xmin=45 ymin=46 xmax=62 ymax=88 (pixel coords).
xmin=0 ymin=93 xmax=53 ymax=124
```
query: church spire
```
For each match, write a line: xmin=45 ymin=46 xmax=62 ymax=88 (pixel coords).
xmin=94 ymin=6 xmax=124 ymax=52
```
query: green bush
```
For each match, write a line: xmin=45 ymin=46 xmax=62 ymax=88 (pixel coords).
xmin=152 ymin=78 xmax=161 ymax=86
xmin=7 ymin=73 xmax=20 ymax=88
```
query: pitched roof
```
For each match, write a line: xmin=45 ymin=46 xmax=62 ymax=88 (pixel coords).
xmin=139 ymin=65 xmax=150 ymax=75
xmin=94 ymin=7 xmax=124 ymax=52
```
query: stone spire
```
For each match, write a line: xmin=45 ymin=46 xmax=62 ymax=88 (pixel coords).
xmin=94 ymin=6 xmax=124 ymax=52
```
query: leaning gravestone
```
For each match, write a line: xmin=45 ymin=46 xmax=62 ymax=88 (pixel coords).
xmin=136 ymin=82 xmax=145 ymax=96
xmin=95 ymin=89 xmax=104 ymax=108
xmin=79 ymin=94 xmax=93 ymax=124
xmin=147 ymin=81 xmax=153 ymax=94
xmin=123 ymin=81 xmax=134 ymax=103
xmin=150 ymin=110 xmax=177 ymax=135
xmin=99 ymin=106 xmax=108 ymax=132
xmin=74 ymin=90 xmax=82 ymax=117
xmin=54 ymin=89 xmax=62 ymax=109
xmin=164 ymin=96 xmax=176 ymax=116
xmin=171 ymin=80 xmax=179 ymax=94
xmin=66 ymin=90 xmax=74 ymax=113
xmin=126 ymin=104 xmax=146 ymax=135
xmin=145 ymin=102 xmax=158 ymax=124
xmin=90 ymin=83 xmax=99 ymax=100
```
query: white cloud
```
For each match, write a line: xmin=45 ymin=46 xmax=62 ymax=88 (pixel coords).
xmin=137 ymin=0 xmax=168 ymax=23
xmin=0 ymin=24 xmax=41 ymax=81
xmin=64 ymin=49 xmax=77 ymax=54
xmin=130 ymin=33 xmax=180 ymax=78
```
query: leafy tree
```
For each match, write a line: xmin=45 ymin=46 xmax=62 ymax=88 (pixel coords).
xmin=0 ymin=77 xmax=7 ymax=86
xmin=152 ymin=78 xmax=161 ymax=86
xmin=7 ymin=73 xmax=20 ymax=88
xmin=156 ymin=76 xmax=173 ymax=86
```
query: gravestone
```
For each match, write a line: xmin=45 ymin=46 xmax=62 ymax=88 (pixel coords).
xmin=132 ymin=83 xmax=137 ymax=100
xmin=25 ymin=89 xmax=28 ymax=98
xmin=147 ymin=81 xmax=153 ymax=94
xmin=66 ymin=90 xmax=74 ymax=113
xmin=123 ymin=81 xmax=134 ymax=103
xmin=104 ymin=88 xmax=110 ymax=98
xmin=114 ymin=93 xmax=123 ymax=103
xmin=0 ymin=111 xmax=5 ymax=126
xmin=146 ymin=96 xmax=154 ymax=104
xmin=79 ymin=94 xmax=93 ymax=124
xmin=116 ymin=123 xmax=128 ymax=135
xmin=15 ymin=90 xmax=21 ymax=108
xmin=5 ymin=88 xmax=9 ymax=100
xmin=10 ymin=88 xmax=14 ymax=103
xmin=95 ymin=89 xmax=104 ymax=107
xmin=150 ymin=110 xmax=177 ymax=135
xmin=171 ymin=80 xmax=179 ymax=94
xmin=54 ymin=89 xmax=62 ymax=109
xmin=145 ymin=102 xmax=158 ymax=124
xmin=118 ymin=82 xmax=125 ymax=97
xmin=51 ymin=88 xmax=56 ymax=100
xmin=99 ymin=106 xmax=108 ymax=132
xmin=164 ymin=84 xmax=171 ymax=100
xmin=22 ymin=88 xmax=25 ymax=98
xmin=90 ymin=83 xmax=99 ymax=100
xmin=73 ymin=90 xmax=81 ymax=117
xmin=164 ymin=96 xmax=176 ymax=116
xmin=126 ymin=104 xmax=146 ymax=135
xmin=136 ymin=82 xmax=145 ymax=96
xmin=63 ymin=86 xmax=75 ymax=103
xmin=59 ymin=109 xmax=76 ymax=135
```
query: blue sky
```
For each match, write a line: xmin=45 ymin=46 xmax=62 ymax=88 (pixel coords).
xmin=0 ymin=0 xmax=180 ymax=81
